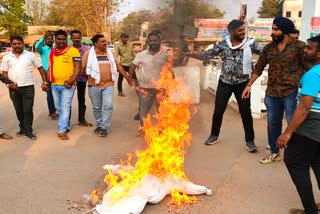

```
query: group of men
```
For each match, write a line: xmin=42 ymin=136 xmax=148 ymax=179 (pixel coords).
xmin=190 ymin=16 xmax=320 ymax=214
xmin=0 ymin=16 xmax=320 ymax=213
xmin=0 ymin=29 xmax=169 ymax=141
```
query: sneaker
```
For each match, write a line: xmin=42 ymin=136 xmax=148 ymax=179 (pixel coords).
xmin=204 ymin=135 xmax=219 ymax=145
xmin=94 ymin=127 xmax=101 ymax=134
xmin=99 ymin=129 xmax=108 ymax=137
xmin=16 ymin=130 xmax=26 ymax=136
xmin=289 ymin=208 xmax=305 ymax=214
xmin=118 ymin=92 xmax=126 ymax=97
xmin=25 ymin=133 xmax=37 ymax=140
xmin=266 ymin=144 xmax=271 ymax=150
xmin=260 ymin=153 xmax=281 ymax=164
xmin=246 ymin=141 xmax=257 ymax=153
xmin=134 ymin=113 xmax=140 ymax=120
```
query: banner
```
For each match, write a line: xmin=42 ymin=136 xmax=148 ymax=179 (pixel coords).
xmin=310 ymin=17 xmax=320 ymax=37
xmin=194 ymin=19 xmax=229 ymax=41
xmin=248 ymin=18 xmax=273 ymax=42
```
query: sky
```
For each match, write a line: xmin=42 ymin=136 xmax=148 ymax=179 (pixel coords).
xmin=114 ymin=0 xmax=263 ymax=21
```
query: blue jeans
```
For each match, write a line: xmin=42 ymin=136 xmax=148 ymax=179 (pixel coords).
xmin=265 ymin=91 xmax=297 ymax=153
xmin=88 ymin=86 xmax=114 ymax=129
xmin=51 ymin=84 xmax=76 ymax=133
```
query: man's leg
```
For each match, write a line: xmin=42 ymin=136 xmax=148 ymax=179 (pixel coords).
xmin=282 ymin=91 xmax=298 ymax=124
xmin=20 ymin=85 xmax=35 ymax=136
xmin=264 ymin=95 xmax=284 ymax=154
xmin=47 ymin=83 xmax=56 ymax=116
xmin=9 ymin=88 xmax=25 ymax=133
xmin=77 ymin=81 xmax=91 ymax=126
xmin=284 ymin=133 xmax=318 ymax=214
xmin=139 ymin=88 xmax=156 ymax=127
xmin=234 ymin=81 xmax=256 ymax=151
xmin=100 ymin=86 xmax=114 ymax=136
xmin=58 ymin=86 xmax=76 ymax=133
xmin=88 ymin=86 xmax=103 ymax=131
xmin=210 ymin=80 xmax=233 ymax=138
xmin=117 ymin=67 xmax=125 ymax=96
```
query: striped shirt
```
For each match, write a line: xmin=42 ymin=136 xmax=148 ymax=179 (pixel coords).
xmin=295 ymin=64 xmax=320 ymax=142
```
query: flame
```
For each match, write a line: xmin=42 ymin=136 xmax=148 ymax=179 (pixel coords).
xmin=100 ymin=51 xmax=196 ymax=206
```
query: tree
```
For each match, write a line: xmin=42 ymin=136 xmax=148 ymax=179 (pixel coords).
xmin=150 ymin=0 xmax=225 ymax=39
xmin=119 ymin=10 xmax=153 ymax=40
xmin=24 ymin=0 xmax=48 ymax=25
xmin=257 ymin=0 xmax=283 ymax=18
xmin=0 ymin=0 xmax=32 ymax=36
xmin=46 ymin=0 xmax=122 ymax=36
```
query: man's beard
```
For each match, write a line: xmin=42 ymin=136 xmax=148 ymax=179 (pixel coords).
xmin=149 ymin=44 xmax=160 ymax=51
xmin=271 ymin=33 xmax=284 ymax=44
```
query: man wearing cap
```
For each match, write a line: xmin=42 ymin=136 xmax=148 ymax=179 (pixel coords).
xmin=242 ymin=17 xmax=307 ymax=164
xmin=115 ymin=33 xmax=135 ymax=97
xmin=189 ymin=19 xmax=263 ymax=152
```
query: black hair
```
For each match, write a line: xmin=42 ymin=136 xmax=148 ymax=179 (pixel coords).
xmin=55 ymin=29 xmax=68 ymax=38
xmin=227 ymin=20 xmax=245 ymax=32
xmin=292 ymin=29 xmax=300 ymax=35
xmin=70 ymin=30 xmax=82 ymax=37
xmin=10 ymin=35 xmax=24 ymax=43
xmin=91 ymin=34 xmax=104 ymax=44
xmin=147 ymin=30 xmax=161 ymax=40
xmin=307 ymin=35 xmax=320 ymax=52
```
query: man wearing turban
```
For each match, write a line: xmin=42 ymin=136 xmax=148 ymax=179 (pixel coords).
xmin=242 ymin=17 xmax=308 ymax=164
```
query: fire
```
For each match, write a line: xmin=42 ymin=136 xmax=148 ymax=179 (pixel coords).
xmin=92 ymin=51 xmax=210 ymax=213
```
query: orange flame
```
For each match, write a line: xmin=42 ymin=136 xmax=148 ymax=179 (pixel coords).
xmin=102 ymin=51 xmax=196 ymax=206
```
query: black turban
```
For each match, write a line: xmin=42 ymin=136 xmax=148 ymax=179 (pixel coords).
xmin=273 ymin=17 xmax=295 ymax=34
xmin=227 ymin=20 xmax=245 ymax=32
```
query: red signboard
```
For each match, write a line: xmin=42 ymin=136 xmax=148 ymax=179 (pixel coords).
xmin=311 ymin=17 xmax=320 ymax=37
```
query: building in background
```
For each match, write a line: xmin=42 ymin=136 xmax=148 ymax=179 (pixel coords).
xmin=282 ymin=0 xmax=303 ymax=29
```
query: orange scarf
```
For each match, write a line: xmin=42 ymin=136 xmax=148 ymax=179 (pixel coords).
xmin=49 ymin=45 xmax=71 ymax=82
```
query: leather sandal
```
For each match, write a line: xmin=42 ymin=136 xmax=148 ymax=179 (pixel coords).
xmin=78 ymin=121 xmax=93 ymax=127
xmin=0 ymin=132 xmax=13 ymax=140
xmin=58 ymin=132 xmax=69 ymax=140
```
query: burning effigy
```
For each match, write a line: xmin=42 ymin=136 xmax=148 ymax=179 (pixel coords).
xmin=90 ymin=55 xmax=212 ymax=214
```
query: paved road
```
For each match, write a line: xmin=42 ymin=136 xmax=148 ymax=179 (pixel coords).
xmin=0 ymin=60 xmax=318 ymax=214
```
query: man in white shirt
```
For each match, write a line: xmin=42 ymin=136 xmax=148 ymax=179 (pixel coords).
xmin=0 ymin=35 xmax=48 ymax=140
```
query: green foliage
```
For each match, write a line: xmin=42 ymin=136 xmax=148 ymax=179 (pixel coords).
xmin=119 ymin=10 xmax=153 ymax=40
xmin=257 ymin=0 xmax=283 ymax=18
xmin=0 ymin=0 xmax=32 ymax=36
xmin=151 ymin=0 xmax=225 ymax=39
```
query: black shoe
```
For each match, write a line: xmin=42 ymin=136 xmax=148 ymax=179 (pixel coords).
xmin=99 ymin=129 xmax=108 ymax=137
xmin=134 ymin=113 xmax=140 ymax=120
xmin=94 ymin=127 xmax=101 ymax=134
xmin=204 ymin=135 xmax=219 ymax=145
xmin=246 ymin=141 xmax=257 ymax=153
xmin=16 ymin=130 xmax=26 ymax=136
xmin=25 ymin=133 xmax=37 ymax=140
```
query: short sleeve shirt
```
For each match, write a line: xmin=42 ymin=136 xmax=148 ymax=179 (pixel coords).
xmin=0 ymin=51 xmax=42 ymax=87
xmin=52 ymin=47 xmax=80 ymax=85
xmin=295 ymin=64 xmax=320 ymax=142
xmin=132 ymin=47 xmax=170 ymax=88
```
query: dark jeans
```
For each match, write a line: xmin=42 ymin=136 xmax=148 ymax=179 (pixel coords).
xmin=211 ymin=80 xmax=254 ymax=142
xmin=118 ymin=65 xmax=130 ymax=93
xmin=264 ymin=91 xmax=297 ymax=153
xmin=77 ymin=81 xmax=87 ymax=122
xmin=47 ymin=83 xmax=56 ymax=115
xmin=284 ymin=133 xmax=320 ymax=214
xmin=9 ymin=85 xmax=35 ymax=134
xmin=117 ymin=65 xmax=137 ymax=93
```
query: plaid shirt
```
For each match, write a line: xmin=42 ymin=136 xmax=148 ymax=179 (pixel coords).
xmin=253 ymin=39 xmax=307 ymax=97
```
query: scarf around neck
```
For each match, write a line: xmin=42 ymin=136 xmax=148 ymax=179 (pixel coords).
xmin=49 ymin=45 xmax=71 ymax=82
